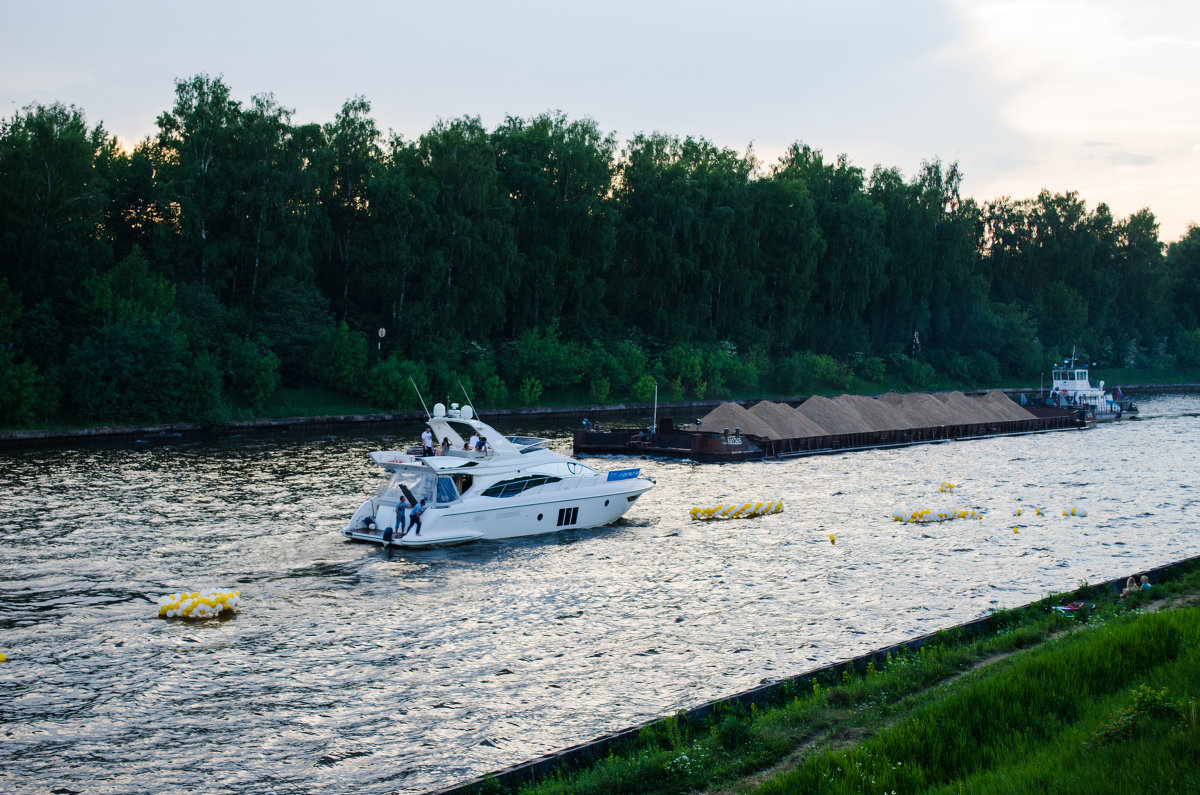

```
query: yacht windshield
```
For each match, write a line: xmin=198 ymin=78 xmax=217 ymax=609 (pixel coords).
xmin=481 ymin=475 xmax=562 ymax=498
xmin=375 ymin=471 xmax=431 ymax=504
xmin=506 ymin=436 xmax=550 ymax=453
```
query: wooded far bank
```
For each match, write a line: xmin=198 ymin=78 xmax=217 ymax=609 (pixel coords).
xmin=3 ymin=74 xmax=1199 ymax=429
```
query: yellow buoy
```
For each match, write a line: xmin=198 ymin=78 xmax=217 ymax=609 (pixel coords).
xmin=690 ymin=500 xmax=784 ymax=521
xmin=1012 ymin=527 xmax=1019 ymax=533
xmin=157 ymin=590 xmax=241 ymax=619
xmin=893 ymin=506 xmax=984 ymax=524
xmin=829 ymin=534 xmax=836 ymax=545
xmin=0 ymin=652 xmax=6 ymax=662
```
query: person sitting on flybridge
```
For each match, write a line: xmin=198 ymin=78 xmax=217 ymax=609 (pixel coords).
xmin=467 ymin=431 xmax=480 ymax=451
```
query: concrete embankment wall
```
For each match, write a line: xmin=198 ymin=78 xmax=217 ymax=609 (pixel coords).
xmin=1 ymin=383 xmax=1195 ymax=450
xmin=427 ymin=553 xmax=1200 ymax=795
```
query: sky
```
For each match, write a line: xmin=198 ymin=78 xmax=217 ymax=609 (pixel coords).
xmin=2 ymin=0 xmax=1197 ymax=241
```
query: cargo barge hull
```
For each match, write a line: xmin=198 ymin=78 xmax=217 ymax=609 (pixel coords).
xmin=574 ymin=408 xmax=1085 ymax=463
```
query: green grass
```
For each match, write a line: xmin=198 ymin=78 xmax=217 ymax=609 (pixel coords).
xmin=489 ymin=563 xmax=1200 ymax=795
xmin=756 ymin=609 xmax=1198 ymax=794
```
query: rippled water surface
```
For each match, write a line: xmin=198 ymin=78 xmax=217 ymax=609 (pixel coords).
xmin=2 ymin=394 xmax=1198 ymax=793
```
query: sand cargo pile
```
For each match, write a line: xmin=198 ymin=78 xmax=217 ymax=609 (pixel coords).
xmin=574 ymin=390 xmax=1085 ymax=462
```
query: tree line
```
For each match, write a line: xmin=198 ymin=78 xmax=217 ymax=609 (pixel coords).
xmin=2 ymin=74 xmax=1199 ymax=427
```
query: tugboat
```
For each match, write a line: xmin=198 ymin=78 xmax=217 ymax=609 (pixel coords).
xmin=1029 ymin=351 xmax=1136 ymax=422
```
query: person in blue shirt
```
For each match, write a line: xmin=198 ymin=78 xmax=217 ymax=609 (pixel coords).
xmin=394 ymin=496 xmax=408 ymax=536
xmin=408 ymin=499 xmax=427 ymax=536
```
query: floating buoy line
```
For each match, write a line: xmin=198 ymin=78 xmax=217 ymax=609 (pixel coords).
xmin=891 ymin=507 xmax=984 ymax=524
xmin=157 ymin=590 xmax=240 ymax=619
xmin=1014 ymin=506 xmax=1087 ymax=518
xmin=690 ymin=500 xmax=784 ymax=521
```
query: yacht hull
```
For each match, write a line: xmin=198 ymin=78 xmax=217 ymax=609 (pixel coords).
xmin=341 ymin=481 xmax=651 ymax=547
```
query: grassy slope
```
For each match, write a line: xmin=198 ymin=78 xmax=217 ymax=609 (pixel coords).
xmin=503 ymin=569 xmax=1200 ymax=795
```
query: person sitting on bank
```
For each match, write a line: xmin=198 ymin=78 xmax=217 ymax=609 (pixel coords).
xmin=1120 ymin=576 xmax=1138 ymax=599
xmin=1140 ymin=574 xmax=1151 ymax=592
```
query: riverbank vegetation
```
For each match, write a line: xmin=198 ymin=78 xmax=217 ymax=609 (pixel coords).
xmin=3 ymin=74 xmax=1200 ymax=428
xmin=482 ymin=563 xmax=1200 ymax=794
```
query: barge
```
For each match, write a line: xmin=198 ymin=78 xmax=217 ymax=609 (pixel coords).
xmin=574 ymin=391 xmax=1086 ymax=463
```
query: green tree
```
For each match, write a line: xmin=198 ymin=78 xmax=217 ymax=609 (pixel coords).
xmin=0 ymin=102 xmax=115 ymax=348
xmin=84 ymin=246 xmax=175 ymax=325
xmin=228 ymin=93 xmax=316 ymax=308
xmin=492 ymin=112 xmax=617 ymax=335
xmin=364 ymin=133 xmax=426 ymax=341
xmin=154 ymin=74 xmax=242 ymax=288
xmin=1167 ymin=224 xmax=1200 ymax=328
xmin=319 ymin=96 xmax=381 ymax=322
xmin=416 ymin=116 xmax=514 ymax=342
xmin=63 ymin=316 xmax=222 ymax=424
xmin=747 ymin=175 xmax=823 ymax=350
xmin=773 ymin=144 xmax=887 ymax=355
xmin=614 ymin=134 xmax=759 ymax=346
xmin=1115 ymin=208 xmax=1169 ymax=342
xmin=225 ymin=335 xmax=280 ymax=409
xmin=0 ymin=280 xmax=47 ymax=426
xmin=312 ymin=320 xmax=367 ymax=389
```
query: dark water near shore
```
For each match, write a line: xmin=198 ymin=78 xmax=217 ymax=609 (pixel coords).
xmin=2 ymin=394 xmax=1198 ymax=794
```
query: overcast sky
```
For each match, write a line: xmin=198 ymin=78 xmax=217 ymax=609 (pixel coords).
xmin=3 ymin=0 xmax=1197 ymax=241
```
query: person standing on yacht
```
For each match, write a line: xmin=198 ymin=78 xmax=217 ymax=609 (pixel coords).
xmin=395 ymin=496 xmax=409 ymax=537
xmin=408 ymin=499 xmax=427 ymax=535
xmin=421 ymin=425 xmax=434 ymax=457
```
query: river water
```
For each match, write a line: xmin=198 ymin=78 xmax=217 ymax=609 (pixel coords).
xmin=1 ymin=394 xmax=1197 ymax=794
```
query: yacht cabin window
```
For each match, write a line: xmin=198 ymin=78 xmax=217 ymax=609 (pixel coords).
xmin=481 ymin=475 xmax=562 ymax=498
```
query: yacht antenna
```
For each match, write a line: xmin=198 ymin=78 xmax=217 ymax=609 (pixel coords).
xmin=458 ymin=380 xmax=480 ymax=421
xmin=410 ymin=377 xmax=431 ymax=419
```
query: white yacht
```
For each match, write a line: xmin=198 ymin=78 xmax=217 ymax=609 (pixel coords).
xmin=342 ymin=404 xmax=654 ymax=547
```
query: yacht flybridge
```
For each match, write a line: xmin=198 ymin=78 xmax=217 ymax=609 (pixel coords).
xmin=342 ymin=403 xmax=654 ymax=547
